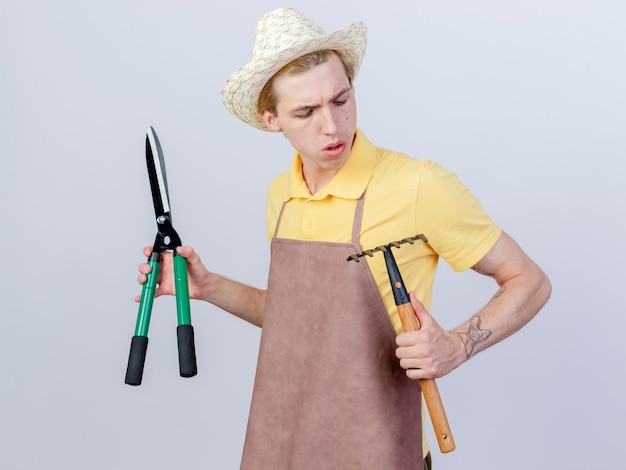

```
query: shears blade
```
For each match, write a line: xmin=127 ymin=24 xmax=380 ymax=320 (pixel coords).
xmin=126 ymin=126 xmax=196 ymax=386
xmin=146 ymin=126 xmax=171 ymax=217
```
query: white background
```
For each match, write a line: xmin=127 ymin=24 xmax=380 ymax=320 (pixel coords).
xmin=1 ymin=1 xmax=624 ymax=468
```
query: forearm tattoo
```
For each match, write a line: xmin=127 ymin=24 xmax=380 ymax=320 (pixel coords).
xmin=457 ymin=316 xmax=492 ymax=358
xmin=472 ymin=266 xmax=495 ymax=277
xmin=492 ymin=285 xmax=506 ymax=300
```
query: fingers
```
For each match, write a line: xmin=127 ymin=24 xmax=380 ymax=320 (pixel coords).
xmin=135 ymin=245 xmax=203 ymax=303
xmin=138 ymin=263 xmax=151 ymax=276
xmin=404 ymin=367 xmax=428 ymax=381
xmin=137 ymin=260 xmax=153 ymax=286
xmin=141 ymin=245 xmax=195 ymax=263
xmin=175 ymin=245 xmax=194 ymax=258
xmin=396 ymin=346 xmax=434 ymax=380
xmin=395 ymin=334 xmax=439 ymax=380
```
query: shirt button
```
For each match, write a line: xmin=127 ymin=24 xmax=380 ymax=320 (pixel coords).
xmin=307 ymin=201 xmax=315 ymax=208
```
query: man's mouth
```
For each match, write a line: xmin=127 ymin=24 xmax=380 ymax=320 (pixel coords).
xmin=324 ymin=142 xmax=345 ymax=157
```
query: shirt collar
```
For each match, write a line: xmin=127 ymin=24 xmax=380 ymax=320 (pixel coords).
xmin=287 ymin=128 xmax=376 ymax=201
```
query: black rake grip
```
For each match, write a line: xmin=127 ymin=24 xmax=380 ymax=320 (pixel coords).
xmin=177 ymin=324 xmax=197 ymax=378
xmin=125 ymin=335 xmax=149 ymax=386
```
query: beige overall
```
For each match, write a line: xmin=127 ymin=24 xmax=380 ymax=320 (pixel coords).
xmin=240 ymin=195 xmax=423 ymax=469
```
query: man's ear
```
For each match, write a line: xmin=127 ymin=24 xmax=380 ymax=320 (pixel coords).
xmin=262 ymin=110 xmax=282 ymax=132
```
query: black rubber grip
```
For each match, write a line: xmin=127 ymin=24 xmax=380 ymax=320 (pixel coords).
xmin=125 ymin=335 xmax=149 ymax=386
xmin=177 ymin=324 xmax=197 ymax=378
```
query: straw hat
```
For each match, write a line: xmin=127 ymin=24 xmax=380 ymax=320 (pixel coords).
xmin=221 ymin=8 xmax=367 ymax=131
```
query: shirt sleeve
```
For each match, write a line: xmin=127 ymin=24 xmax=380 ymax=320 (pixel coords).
xmin=415 ymin=162 xmax=502 ymax=272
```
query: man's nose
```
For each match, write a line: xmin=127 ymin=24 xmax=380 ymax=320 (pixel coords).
xmin=320 ymin=108 xmax=338 ymax=134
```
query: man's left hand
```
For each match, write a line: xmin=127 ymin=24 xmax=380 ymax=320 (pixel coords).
xmin=395 ymin=292 xmax=465 ymax=380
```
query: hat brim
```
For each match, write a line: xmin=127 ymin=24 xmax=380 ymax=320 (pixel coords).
xmin=221 ymin=22 xmax=367 ymax=131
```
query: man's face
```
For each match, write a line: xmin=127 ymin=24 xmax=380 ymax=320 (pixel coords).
xmin=262 ymin=54 xmax=357 ymax=193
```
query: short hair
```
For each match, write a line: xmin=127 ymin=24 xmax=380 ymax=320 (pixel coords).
xmin=257 ymin=49 xmax=355 ymax=117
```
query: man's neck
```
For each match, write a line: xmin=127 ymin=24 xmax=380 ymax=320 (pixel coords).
xmin=302 ymin=168 xmax=335 ymax=195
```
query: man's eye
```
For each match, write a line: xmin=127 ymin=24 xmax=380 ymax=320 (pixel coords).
xmin=334 ymin=99 xmax=347 ymax=106
xmin=296 ymin=110 xmax=313 ymax=118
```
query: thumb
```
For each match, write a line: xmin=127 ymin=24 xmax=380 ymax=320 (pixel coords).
xmin=175 ymin=245 xmax=208 ymax=277
xmin=176 ymin=245 xmax=198 ymax=263
xmin=409 ymin=291 xmax=432 ymax=330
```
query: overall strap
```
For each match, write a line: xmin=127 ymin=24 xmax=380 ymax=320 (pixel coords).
xmin=351 ymin=192 xmax=366 ymax=247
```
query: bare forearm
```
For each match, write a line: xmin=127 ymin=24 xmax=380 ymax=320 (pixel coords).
xmin=455 ymin=264 xmax=551 ymax=360
xmin=397 ymin=233 xmax=551 ymax=380
xmin=203 ymin=272 xmax=266 ymax=327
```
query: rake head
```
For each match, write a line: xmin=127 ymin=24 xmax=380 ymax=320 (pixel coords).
xmin=346 ymin=234 xmax=428 ymax=262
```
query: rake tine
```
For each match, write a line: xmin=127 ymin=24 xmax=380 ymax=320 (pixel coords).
xmin=346 ymin=234 xmax=428 ymax=262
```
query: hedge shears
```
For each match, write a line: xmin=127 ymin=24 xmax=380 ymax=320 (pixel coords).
xmin=125 ymin=126 xmax=197 ymax=386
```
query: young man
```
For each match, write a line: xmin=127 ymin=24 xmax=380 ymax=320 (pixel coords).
xmin=137 ymin=8 xmax=551 ymax=469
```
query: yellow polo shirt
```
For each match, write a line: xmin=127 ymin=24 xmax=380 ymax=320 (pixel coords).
xmin=266 ymin=129 xmax=502 ymax=335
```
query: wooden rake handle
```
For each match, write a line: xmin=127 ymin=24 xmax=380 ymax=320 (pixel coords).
xmin=397 ymin=302 xmax=456 ymax=453
xmin=380 ymin=244 xmax=455 ymax=453
xmin=347 ymin=237 xmax=456 ymax=453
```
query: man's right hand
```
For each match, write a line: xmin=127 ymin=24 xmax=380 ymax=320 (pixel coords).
xmin=135 ymin=245 xmax=211 ymax=303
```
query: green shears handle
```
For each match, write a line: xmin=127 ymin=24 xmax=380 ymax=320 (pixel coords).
xmin=125 ymin=251 xmax=197 ymax=386
xmin=173 ymin=252 xmax=197 ymax=378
